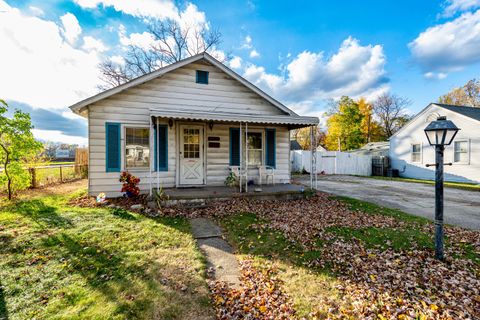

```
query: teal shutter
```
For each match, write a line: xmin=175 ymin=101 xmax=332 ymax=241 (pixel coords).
xmin=105 ymin=122 xmax=121 ymax=172
xmin=265 ymin=128 xmax=276 ymax=168
xmin=153 ymin=125 xmax=158 ymax=171
xmin=229 ymin=128 xmax=240 ymax=166
xmin=158 ymin=125 xmax=168 ymax=171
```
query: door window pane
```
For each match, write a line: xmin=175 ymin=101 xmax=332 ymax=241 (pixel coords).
xmin=126 ymin=127 xmax=150 ymax=168
xmin=183 ymin=128 xmax=200 ymax=159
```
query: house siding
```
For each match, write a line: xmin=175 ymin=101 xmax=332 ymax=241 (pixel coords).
xmin=87 ymin=59 xmax=291 ymax=197
xmin=389 ymin=105 xmax=480 ymax=184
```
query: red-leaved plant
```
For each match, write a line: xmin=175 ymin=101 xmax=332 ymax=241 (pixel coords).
xmin=119 ymin=171 xmax=140 ymax=198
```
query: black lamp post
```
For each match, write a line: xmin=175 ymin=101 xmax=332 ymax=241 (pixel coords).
xmin=424 ymin=116 xmax=460 ymax=261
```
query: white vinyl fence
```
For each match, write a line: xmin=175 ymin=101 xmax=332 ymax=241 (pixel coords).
xmin=291 ymin=151 xmax=372 ymax=176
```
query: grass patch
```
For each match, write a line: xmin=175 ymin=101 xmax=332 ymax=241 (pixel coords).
xmin=0 ymin=190 xmax=212 ymax=320
xmin=333 ymin=195 xmax=430 ymax=225
xmin=327 ymin=226 xmax=434 ymax=251
xmin=220 ymin=213 xmax=322 ymax=265
xmin=363 ymin=175 xmax=480 ymax=192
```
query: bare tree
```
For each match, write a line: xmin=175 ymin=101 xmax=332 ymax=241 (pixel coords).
xmin=99 ymin=19 xmax=223 ymax=89
xmin=372 ymin=93 xmax=412 ymax=137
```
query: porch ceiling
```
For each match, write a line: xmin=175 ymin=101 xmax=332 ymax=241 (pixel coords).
xmin=150 ymin=108 xmax=319 ymax=128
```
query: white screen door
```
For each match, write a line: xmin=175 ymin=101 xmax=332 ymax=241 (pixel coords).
xmin=179 ymin=125 xmax=204 ymax=185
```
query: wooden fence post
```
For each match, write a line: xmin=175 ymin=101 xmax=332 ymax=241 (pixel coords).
xmin=59 ymin=166 xmax=63 ymax=182
xmin=29 ymin=168 xmax=37 ymax=189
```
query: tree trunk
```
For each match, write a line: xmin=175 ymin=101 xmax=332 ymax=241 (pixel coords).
xmin=0 ymin=144 xmax=12 ymax=200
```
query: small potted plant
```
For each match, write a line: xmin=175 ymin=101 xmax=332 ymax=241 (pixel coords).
xmin=224 ymin=171 xmax=238 ymax=188
xmin=119 ymin=171 xmax=140 ymax=198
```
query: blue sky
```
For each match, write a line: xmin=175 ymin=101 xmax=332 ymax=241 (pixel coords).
xmin=1 ymin=0 xmax=480 ymax=145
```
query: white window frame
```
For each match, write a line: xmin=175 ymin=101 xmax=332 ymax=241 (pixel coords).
xmin=244 ymin=129 xmax=264 ymax=167
xmin=410 ymin=143 xmax=422 ymax=163
xmin=452 ymin=139 xmax=470 ymax=165
xmin=124 ymin=125 xmax=151 ymax=171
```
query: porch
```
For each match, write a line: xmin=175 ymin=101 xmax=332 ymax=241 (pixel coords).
xmin=160 ymin=183 xmax=306 ymax=206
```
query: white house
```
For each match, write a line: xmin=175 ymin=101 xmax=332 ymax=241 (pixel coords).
xmin=69 ymin=53 xmax=319 ymax=197
xmin=389 ymin=103 xmax=480 ymax=184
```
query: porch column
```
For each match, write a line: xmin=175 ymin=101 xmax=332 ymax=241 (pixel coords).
xmin=149 ymin=115 xmax=152 ymax=196
xmin=156 ymin=117 xmax=159 ymax=191
xmin=239 ymin=122 xmax=242 ymax=193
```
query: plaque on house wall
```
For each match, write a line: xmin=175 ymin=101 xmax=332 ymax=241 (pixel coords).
xmin=208 ymin=142 xmax=220 ymax=148
xmin=208 ymin=136 xmax=220 ymax=141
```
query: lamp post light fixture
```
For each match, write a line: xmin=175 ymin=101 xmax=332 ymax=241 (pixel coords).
xmin=424 ymin=116 xmax=460 ymax=261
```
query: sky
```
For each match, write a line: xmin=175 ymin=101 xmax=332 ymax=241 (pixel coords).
xmin=1 ymin=0 xmax=480 ymax=145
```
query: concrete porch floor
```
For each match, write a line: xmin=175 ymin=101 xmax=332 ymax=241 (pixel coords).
xmin=162 ymin=183 xmax=305 ymax=204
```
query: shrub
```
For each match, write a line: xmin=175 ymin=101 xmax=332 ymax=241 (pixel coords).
xmin=119 ymin=171 xmax=140 ymax=197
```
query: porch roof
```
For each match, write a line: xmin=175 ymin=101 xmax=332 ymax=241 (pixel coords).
xmin=150 ymin=108 xmax=319 ymax=128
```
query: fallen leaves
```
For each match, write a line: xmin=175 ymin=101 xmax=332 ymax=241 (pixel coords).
xmin=163 ymin=192 xmax=479 ymax=319
xmin=209 ymin=259 xmax=296 ymax=319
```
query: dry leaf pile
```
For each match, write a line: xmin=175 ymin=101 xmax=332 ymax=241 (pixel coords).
xmin=209 ymin=259 xmax=296 ymax=319
xmin=165 ymin=193 xmax=480 ymax=319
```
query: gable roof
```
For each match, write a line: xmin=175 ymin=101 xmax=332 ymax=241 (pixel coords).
xmin=390 ymin=103 xmax=480 ymax=138
xmin=433 ymin=103 xmax=480 ymax=122
xmin=69 ymin=52 xmax=297 ymax=116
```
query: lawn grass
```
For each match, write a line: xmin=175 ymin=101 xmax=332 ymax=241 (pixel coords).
xmin=0 ymin=189 xmax=212 ymax=320
xmin=331 ymin=196 xmax=479 ymax=263
xmin=364 ymin=175 xmax=480 ymax=192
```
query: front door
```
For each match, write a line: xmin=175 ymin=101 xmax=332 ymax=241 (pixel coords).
xmin=179 ymin=125 xmax=204 ymax=185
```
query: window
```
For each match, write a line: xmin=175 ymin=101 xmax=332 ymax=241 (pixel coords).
xmin=196 ymin=70 xmax=209 ymax=84
xmin=246 ymin=132 xmax=262 ymax=166
xmin=125 ymin=127 xmax=150 ymax=168
xmin=454 ymin=141 xmax=468 ymax=163
xmin=411 ymin=143 xmax=421 ymax=163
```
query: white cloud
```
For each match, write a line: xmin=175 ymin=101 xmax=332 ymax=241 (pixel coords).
xmin=229 ymin=56 xmax=242 ymax=69
xmin=0 ymin=1 xmax=102 ymax=109
xmin=243 ymin=37 xmax=387 ymax=104
xmin=424 ymin=71 xmax=448 ymax=80
xmin=82 ymin=36 xmax=108 ymax=52
xmin=60 ymin=13 xmax=82 ymax=45
xmin=28 ymin=6 xmax=44 ymax=16
xmin=73 ymin=0 xmax=179 ymax=20
xmin=33 ymin=129 xmax=88 ymax=146
xmin=110 ymin=55 xmax=125 ymax=65
xmin=441 ymin=0 xmax=480 ymax=17
xmin=249 ymin=49 xmax=260 ymax=58
xmin=242 ymin=35 xmax=253 ymax=49
xmin=409 ymin=10 xmax=480 ymax=77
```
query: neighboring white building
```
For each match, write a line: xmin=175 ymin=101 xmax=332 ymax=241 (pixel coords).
xmin=389 ymin=103 xmax=480 ymax=184
xmin=69 ymin=53 xmax=318 ymax=197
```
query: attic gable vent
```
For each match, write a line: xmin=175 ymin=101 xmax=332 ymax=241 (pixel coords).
xmin=196 ymin=70 xmax=209 ymax=84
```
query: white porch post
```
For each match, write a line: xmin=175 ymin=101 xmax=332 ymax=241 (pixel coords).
xmin=156 ymin=117 xmax=159 ymax=192
xmin=245 ymin=122 xmax=248 ymax=193
xmin=239 ymin=122 xmax=242 ymax=193
xmin=310 ymin=125 xmax=314 ymax=189
xmin=149 ymin=116 xmax=152 ymax=196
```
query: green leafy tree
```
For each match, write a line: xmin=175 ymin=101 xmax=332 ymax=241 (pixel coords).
xmin=0 ymin=100 xmax=43 ymax=199
xmin=325 ymin=96 xmax=365 ymax=151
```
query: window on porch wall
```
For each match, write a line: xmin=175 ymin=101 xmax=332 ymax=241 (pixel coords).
xmin=126 ymin=127 xmax=150 ymax=168
xmin=246 ymin=132 xmax=262 ymax=166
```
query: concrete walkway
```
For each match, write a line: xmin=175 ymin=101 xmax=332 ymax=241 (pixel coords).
xmin=296 ymin=175 xmax=480 ymax=230
xmin=190 ymin=218 xmax=241 ymax=288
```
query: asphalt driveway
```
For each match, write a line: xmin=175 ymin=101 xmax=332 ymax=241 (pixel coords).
xmin=296 ymin=175 xmax=480 ymax=230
